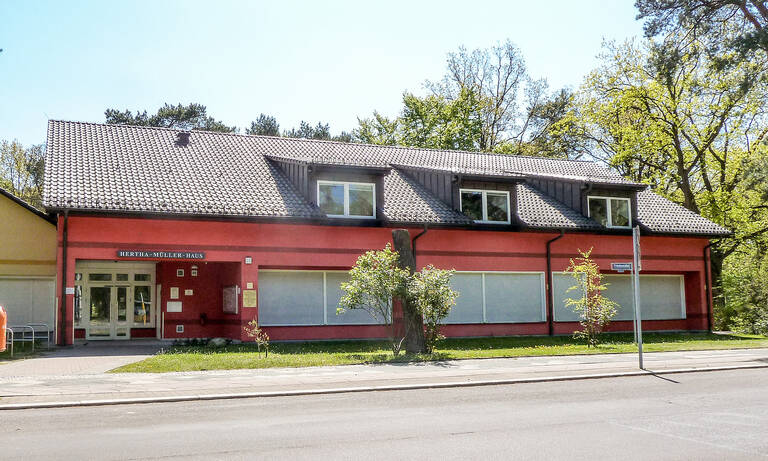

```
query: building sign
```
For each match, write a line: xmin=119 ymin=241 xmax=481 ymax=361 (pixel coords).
xmin=117 ymin=250 xmax=205 ymax=260
xmin=611 ymin=262 xmax=633 ymax=272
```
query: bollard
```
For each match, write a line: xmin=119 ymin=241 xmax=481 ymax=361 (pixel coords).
xmin=0 ymin=305 xmax=7 ymax=352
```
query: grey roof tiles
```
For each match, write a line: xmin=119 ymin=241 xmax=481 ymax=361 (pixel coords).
xmin=43 ymin=120 xmax=729 ymax=236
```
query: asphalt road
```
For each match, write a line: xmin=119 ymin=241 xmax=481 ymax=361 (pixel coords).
xmin=2 ymin=368 xmax=768 ymax=460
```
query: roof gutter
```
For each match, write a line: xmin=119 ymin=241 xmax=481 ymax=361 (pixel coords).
xmin=58 ymin=211 xmax=69 ymax=346
xmin=546 ymin=229 xmax=565 ymax=336
xmin=704 ymin=241 xmax=714 ymax=332
xmin=411 ymin=225 xmax=429 ymax=269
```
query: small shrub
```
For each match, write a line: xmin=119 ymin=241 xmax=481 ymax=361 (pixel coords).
xmin=338 ymin=243 xmax=410 ymax=356
xmin=408 ymin=266 xmax=457 ymax=353
xmin=565 ymin=248 xmax=618 ymax=347
xmin=243 ymin=319 xmax=270 ymax=357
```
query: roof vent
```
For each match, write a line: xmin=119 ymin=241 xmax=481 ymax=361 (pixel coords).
xmin=175 ymin=131 xmax=191 ymax=147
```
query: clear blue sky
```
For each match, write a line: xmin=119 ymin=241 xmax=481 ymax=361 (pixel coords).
xmin=0 ymin=0 xmax=643 ymax=146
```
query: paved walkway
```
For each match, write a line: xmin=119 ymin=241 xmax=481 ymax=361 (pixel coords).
xmin=0 ymin=341 xmax=166 ymax=377
xmin=1 ymin=347 xmax=767 ymax=407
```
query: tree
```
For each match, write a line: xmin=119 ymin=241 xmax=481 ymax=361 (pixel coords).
xmin=337 ymin=244 xmax=411 ymax=356
xmin=105 ymin=103 xmax=236 ymax=132
xmin=355 ymin=40 xmax=575 ymax=157
xmin=408 ymin=266 xmax=458 ymax=353
xmin=283 ymin=120 xmax=352 ymax=142
xmin=569 ymin=32 xmax=768 ymax=316
xmin=392 ymin=229 xmax=426 ymax=354
xmin=564 ymin=248 xmax=618 ymax=347
xmin=356 ymin=86 xmax=484 ymax=150
xmin=0 ymin=140 xmax=45 ymax=208
xmin=246 ymin=114 xmax=280 ymax=136
xmin=636 ymin=0 xmax=768 ymax=61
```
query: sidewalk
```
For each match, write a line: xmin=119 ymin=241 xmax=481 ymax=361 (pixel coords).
xmin=1 ymin=348 xmax=767 ymax=409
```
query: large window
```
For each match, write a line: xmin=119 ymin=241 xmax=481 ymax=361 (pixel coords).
xmin=552 ymin=273 xmax=686 ymax=321
xmin=445 ymin=272 xmax=546 ymax=324
xmin=460 ymin=189 xmax=511 ymax=224
xmin=317 ymin=181 xmax=376 ymax=218
xmin=587 ymin=196 xmax=631 ymax=228
xmin=258 ymin=270 xmax=384 ymax=326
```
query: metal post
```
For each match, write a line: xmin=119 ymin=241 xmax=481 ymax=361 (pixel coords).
xmin=632 ymin=226 xmax=643 ymax=369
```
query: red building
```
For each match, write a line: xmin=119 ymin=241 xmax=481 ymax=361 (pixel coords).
xmin=44 ymin=121 xmax=728 ymax=345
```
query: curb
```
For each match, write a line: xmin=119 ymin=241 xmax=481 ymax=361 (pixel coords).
xmin=2 ymin=363 xmax=766 ymax=410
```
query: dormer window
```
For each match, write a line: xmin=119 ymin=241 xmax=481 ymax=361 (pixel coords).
xmin=588 ymin=196 xmax=631 ymax=228
xmin=318 ymin=180 xmax=375 ymax=219
xmin=460 ymin=189 xmax=511 ymax=224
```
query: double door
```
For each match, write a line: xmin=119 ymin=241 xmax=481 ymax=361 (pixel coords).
xmin=87 ymin=284 xmax=132 ymax=339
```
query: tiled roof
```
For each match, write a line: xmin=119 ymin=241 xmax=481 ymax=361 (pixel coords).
xmin=636 ymin=188 xmax=730 ymax=236
xmin=516 ymin=184 xmax=602 ymax=230
xmin=384 ymin=169 xmax=473 ymax=224
xmin=43 ymin=120 xmax=728 ymax=236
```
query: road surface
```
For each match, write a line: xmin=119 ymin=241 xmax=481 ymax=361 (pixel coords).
xmin=2 ymin=368 xmax=767 ymax=460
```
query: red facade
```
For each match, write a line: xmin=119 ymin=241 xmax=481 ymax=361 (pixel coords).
xmin=56 ymin=214 xmax=712 ymax=345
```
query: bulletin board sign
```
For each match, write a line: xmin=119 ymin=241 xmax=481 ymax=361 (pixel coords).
xmin=242 ymin=290 xmax=258 ymax=308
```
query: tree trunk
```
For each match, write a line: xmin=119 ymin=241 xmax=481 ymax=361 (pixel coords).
xmin=392 ymin=229 xmax=426 ymax=354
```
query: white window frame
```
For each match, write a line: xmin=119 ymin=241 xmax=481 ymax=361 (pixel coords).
xmin=317 ymin=180 xmax=376 ymax=219
xmin=459 ymin=189 xmax=511 ymax=224
xmin=587 ymin=195 xmax=632 ymax=229
xmin=447 ymin=271 xmax=546 ymax=324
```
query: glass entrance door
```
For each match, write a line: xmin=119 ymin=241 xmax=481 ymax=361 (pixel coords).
xmin=87 ymin=285 xmax=132 ymax=340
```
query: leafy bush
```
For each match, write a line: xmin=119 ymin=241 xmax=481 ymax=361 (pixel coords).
xmin=408 ymin=266 xmax=458 ymax=353
xmin=565 ymin=248 xmax=618 ymax=347
xmin=338 ymin=244 xmax=411 ymax=355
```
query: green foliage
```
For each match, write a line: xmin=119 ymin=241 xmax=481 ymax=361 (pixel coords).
xmin=105 ymin=103 xmax=236 ymax=132
xmin=565 ymin=248 xmax=618 ymax=347
xmin=246 ymin=114 xmax=280 ymax=136
xmin=635 ymin=0 xmax=768 ymax=63
xmin=408 ymin=266 xmax=458 ymax=353
xmin=338 ymin=244 xmax=410 ymax=355
xmin=571 ymin=29 xmax=768 ymax=332
xmin=243 ymin=319 xmax=270 ymax=357
xmin=283 ymin=120 xmax=352 ymax=142
xmin=720 ymin=249 xmax=768 ymax=335
xmin=0 ymin=140 xmax=45 ymax=208
xmin=355 ymin=40 xmax=575 ymax=158
xmin=338 ymin=245 xmax=458 ymax=355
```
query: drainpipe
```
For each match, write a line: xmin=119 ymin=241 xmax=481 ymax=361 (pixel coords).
xmin=411 ymin=225 xmax=428 ymax=269
xmin=59 ymin=211 xmax=69 ymax=346
xmin=703 ymin=242 xmax=714 ymax=332
xmin=546 ymin=229 xmax=565 ymax=336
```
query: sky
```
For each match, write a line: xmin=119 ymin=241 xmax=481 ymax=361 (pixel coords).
xmin=0 ymin=0 xmax=645 ymax=146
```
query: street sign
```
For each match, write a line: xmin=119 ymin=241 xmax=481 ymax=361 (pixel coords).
xmin=611 ymin=262 xmax=633 ymax=272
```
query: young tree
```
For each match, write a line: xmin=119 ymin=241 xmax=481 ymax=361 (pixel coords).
xmin=337 ymin=244 xmax=410 ymax=355
xmin=105 ymin=103 xmax=236 ymax=132
xmin=408 ymin=266 xmax=457 ymax=353
xmin=564 ymin=248 xmax=618 ymax=347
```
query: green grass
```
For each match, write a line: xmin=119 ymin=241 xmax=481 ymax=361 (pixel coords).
xmin=113 ymin=332 xmax=768 ymax=373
